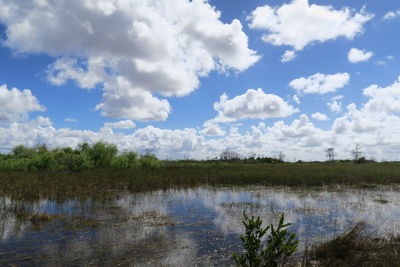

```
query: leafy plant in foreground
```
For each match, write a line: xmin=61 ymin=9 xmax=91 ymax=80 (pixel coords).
xmin=233 ymin=212 xmax=299 ymax=267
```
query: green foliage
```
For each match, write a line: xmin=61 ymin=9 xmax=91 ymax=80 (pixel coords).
xmin=83 ymin=142 xmax=118 ymax=168
xmin=0 ymin=142 xmax=164 ymax=171
xmin=12 ymin=145 xmax=36 ymax=159
xmin=140 ymin=154 xmax=163 ymax=169
xmin=54 ymin=149 xmax=93 ymax=170
xmin=233 ymin=212 xmax=299 ymax=267
xmin=233 ymin=212 xmax=268 ymax=266
xmin=28 ymin=153 xmax=58 ymax=170
xmin=111 ymin=152 xmax=141 ymax=169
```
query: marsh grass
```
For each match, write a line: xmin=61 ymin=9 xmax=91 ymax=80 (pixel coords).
xmin=0 ymin=162 xmax=400 ymax=201
xmin=304 ymin=222 xmax=400 ymax=266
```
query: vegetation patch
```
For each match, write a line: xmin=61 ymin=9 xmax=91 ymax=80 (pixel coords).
xmin=305 ymin=222 xmax=400 ymax=266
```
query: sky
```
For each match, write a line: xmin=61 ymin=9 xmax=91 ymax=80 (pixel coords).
xmin=0 ymin=0 xmax=400 ymax=161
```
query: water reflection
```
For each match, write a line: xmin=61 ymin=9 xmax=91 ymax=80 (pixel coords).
xmin=1 ymin=185 xmax=400 ymax=266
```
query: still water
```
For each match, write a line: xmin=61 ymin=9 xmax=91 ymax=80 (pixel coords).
xmin=1 ymin=185 xmax=400 ymax=266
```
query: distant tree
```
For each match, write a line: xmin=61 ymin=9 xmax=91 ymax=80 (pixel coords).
xmin=277 ymin=152 xmax=285 ymax=162
xmin=220 ymin=148 xmax=240 ymax=161
xmin=351 ymin=144 xmax=362 ymax=161
xmin=325 ymin=147 xmax=335 ymax=162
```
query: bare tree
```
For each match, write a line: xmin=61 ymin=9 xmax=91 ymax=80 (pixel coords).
xmin=325 ymin=147 xmax=335 ymax=162
xmin=277 ymin=151 xmax=285 ymax=162
xmin=351 ymin=144 xmax=362 ymax=161
xmin=220 ymin=148 xmax=240 ymax=161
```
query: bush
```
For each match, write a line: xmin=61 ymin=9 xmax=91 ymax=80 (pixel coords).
xmin=12 ymin=145 xmax=36 ymax=159
xmin=81 ymin=142 xmax=118 ymax=168
xmin=140 ymin=154 xmax=162 ymax=169
xmin=233 ymin=212 xmax=299 ymax=267
xmin=54 ymin=150 xmax=93 ymax=170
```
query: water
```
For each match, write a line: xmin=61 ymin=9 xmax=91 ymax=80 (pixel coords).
xmin=1 ymin=185 xmax=400 ymax=266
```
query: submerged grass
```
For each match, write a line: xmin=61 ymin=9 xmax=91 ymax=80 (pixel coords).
xmin=0 ymin=162 xmax=400 ymax=201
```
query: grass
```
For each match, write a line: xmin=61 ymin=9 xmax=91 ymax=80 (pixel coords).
xmin=0 ymin=162 xmax=400 ymax=201
xmin=304 ymin=222 xmax=400 ymax=266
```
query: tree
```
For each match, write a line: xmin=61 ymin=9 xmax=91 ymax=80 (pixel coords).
xmin=220 ymin=148 xmax=240 ymax=161
xmin=351 ymin=144 xmax=362 ymax=161
xmin=325 ymin=147 xmax=335 ymax=162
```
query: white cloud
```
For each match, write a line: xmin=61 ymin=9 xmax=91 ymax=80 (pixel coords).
xmin=1 ymin=78 xmax=400 ymax=161
xmin=212 ymin=88 xmax=299 ymax=123
xmin=0 ymin=84 xmax=45 ymax=123
xmin=292 ymin=95 xmax=301 ymax=104
xmin=311 ymin=112 xmax=329 ymax=121
xmin=95 ymin=76 xmax=171 ymax=121
xmin=103 ymin=120 xmax=136 ymax=129
xmin=64 ymin=118 xmax=77 ymax=122
xmin=0 ymin=0 xmax=260 ymax=121
xmin=327 ymin=101 xmax=342 ymax=113
xmin=200 ymin=122 xmax=226 ymax=137
xmin=363 ymin=77 xmax=400 ymax=113
xmin=289 ymin=73 xmax=350 ymax=95
xmin=383 ymin=10 xmax=400 ymax=20
xmin=248 ymin=0 xmax=373 ymax=51
xmin=3 ymin=102 xmax=400 ymax=161
xmin=281 ymin=50 xmax=296 ymax=62
xmin=331 ymin=95 xmax=344 ymax=101
xmin=348 ymin=48 xmax=373 ymax=63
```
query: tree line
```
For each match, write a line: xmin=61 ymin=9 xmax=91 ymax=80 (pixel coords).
xmin=0 ymin=142 xmax=162 ymax=171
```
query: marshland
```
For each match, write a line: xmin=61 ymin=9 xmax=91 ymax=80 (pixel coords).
xmin=1 ymin=142 xmax=400 ymax=266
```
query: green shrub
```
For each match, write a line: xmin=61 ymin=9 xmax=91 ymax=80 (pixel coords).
xmin=12 ymin=145 xmax=36 ymax=159
xmin=140 ymin=154 xmax=162 ymax=169
xmin=28 ymin=153 xmax=58 ymax=170
xmin=233 ymin=212 xmax=299 ymax=267
xmin=111 ymin=155 xmax=130 ymax=168
xmin=54 ymin=150 xmax=93 ymax=170
xmin=81 ymin=142 xmax=118 ymax=168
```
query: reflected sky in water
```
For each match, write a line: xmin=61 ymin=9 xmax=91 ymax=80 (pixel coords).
xmin=1 ymin=185 xmax=400 ymax=266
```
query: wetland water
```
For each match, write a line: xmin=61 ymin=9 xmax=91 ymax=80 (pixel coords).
xmin=1 ymin=185 xmax=400 ymax=266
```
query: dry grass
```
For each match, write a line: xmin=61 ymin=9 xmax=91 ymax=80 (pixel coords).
xmin=304 ymin=222 xmax=400 ymax=266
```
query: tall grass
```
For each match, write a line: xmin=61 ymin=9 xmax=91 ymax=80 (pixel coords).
xmin=304 ymin=222 xmax=400 ymax=266
xmin=1 ymin=162 xmax=400 ymax=201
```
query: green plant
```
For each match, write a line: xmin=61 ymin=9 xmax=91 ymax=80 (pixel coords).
xmin=233 ymin=212 xmax=299 ymax=267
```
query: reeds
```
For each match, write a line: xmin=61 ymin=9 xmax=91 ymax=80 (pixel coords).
xmin=0 ymin=162 xmax=400 ymax=201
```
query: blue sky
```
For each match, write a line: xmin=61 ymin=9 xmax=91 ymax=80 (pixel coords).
xmin=0 ymin=0 xmax=400 ymax=161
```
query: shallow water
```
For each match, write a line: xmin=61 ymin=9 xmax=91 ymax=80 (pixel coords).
xmin=1 ymin=185 xmax=400 ymax=266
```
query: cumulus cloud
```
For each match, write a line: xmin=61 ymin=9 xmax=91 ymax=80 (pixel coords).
xmin=383 ymin=10 xmax=400 ymax=20
xmin=281 ymin=50 xmax=296 ymax=62
xmin=212 ymin=88 xmax=299 ymax=123
xmin=103 ymin=120 xmax=136 ymax=129
xmin=95 ymin=76 xmax=171 ymax=121
xmin=363 ymin=77 xmax=400 ymax=113
xmin=0 ymin=84 xmax=45 ymax=123
xmin=348 ymin=48 xmax=373 ymax=63
xmin=248 ymin=0 xmax=373 ymax=51
xmin=327 ymin=101 xmax=342 ymax=113
xmin=1 ymin=79 xmax=400 ymax=161
xmin=3 ymin=102 xmax=400 ymax=161
xmin=0 ymin=0 xmax=260 ymax=121
xmin=200 ymin=121 xmax=226 ymax=137
xmin=289 ymin=73 xmax=350 ymax=95
xmin=311 ymin=112 xmax=329 ymax=121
